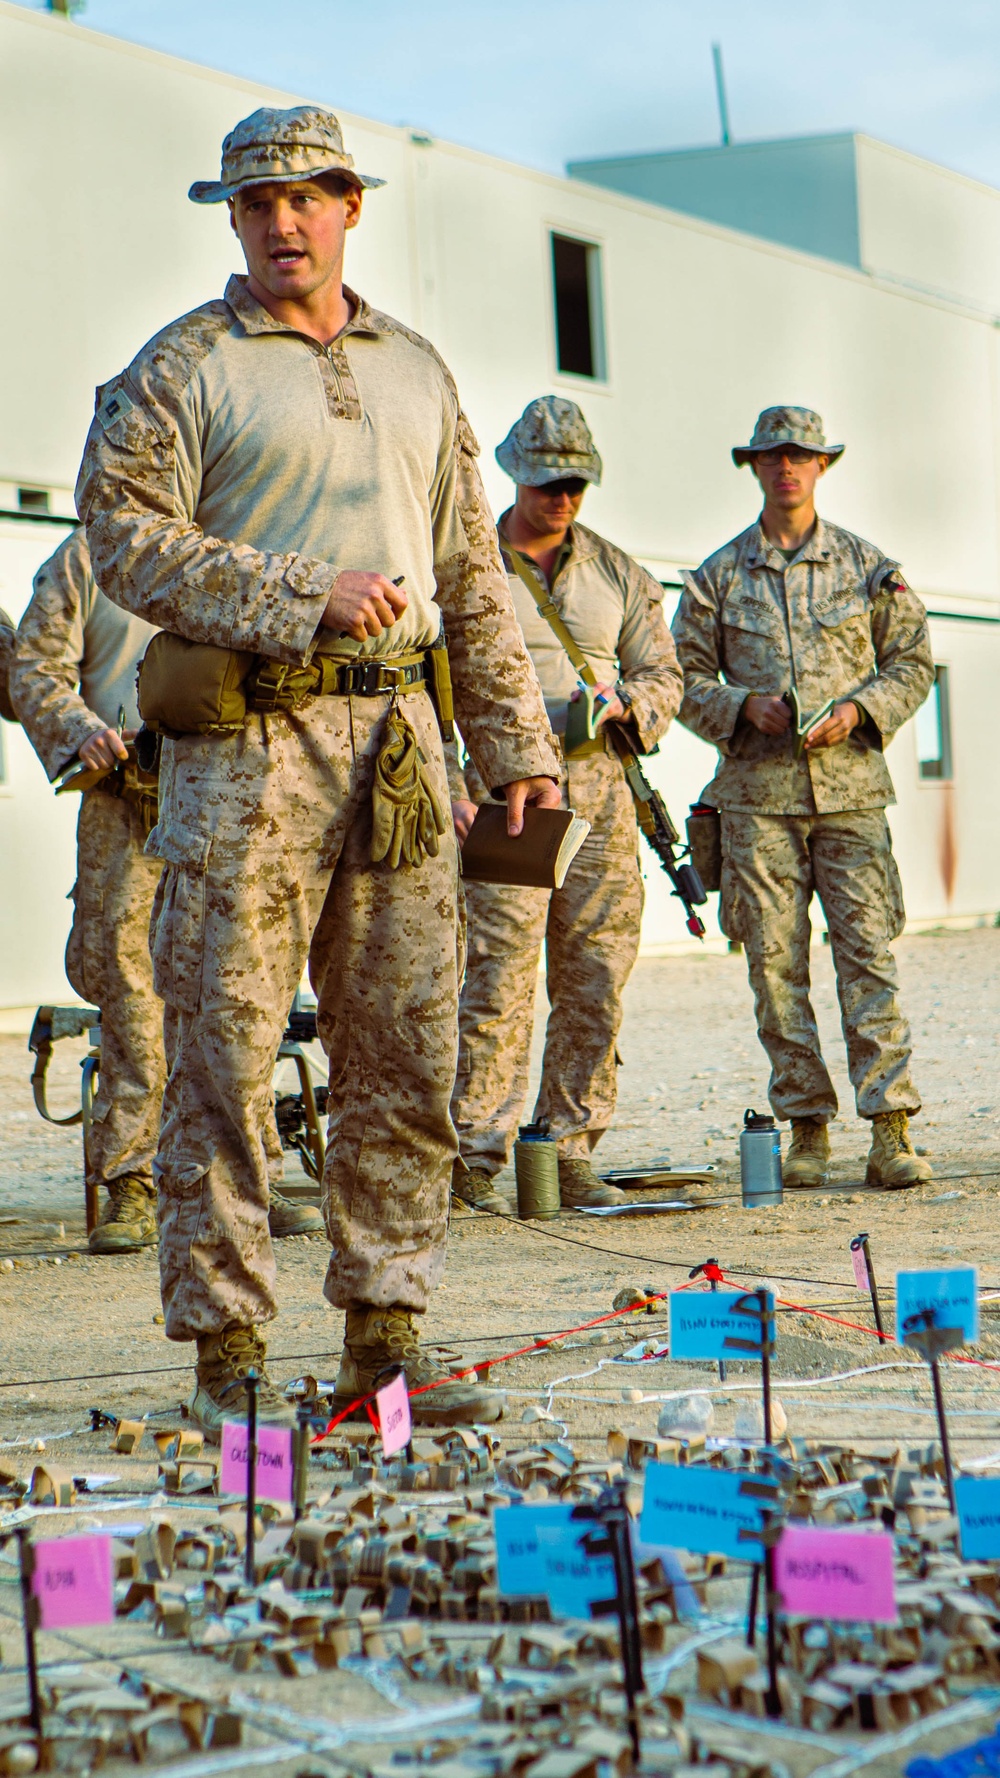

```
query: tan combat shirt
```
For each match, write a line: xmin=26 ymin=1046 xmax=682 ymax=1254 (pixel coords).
xmin=75 ymin=276 xmax=560 ymax=795
xmin=498 ymin=517 xmax=683 ymax=753
xmin=672 ymin=517 xmax=934 ymax=814
xmin=11 ymin=529 xmax=157 ymax=780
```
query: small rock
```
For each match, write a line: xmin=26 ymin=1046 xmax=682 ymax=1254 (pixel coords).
xmin=0 ymin=1258 xmax=13 ymax=1272
xmin=3 ymin=1744 xmax=38 ymax=1775
xmin=734 ymin=1397 xmax=787 ymax=1441
xmin=32 ymin=1439 xmax=45 ymax=1452
xmin=521 ymin=1405 xmax=554 ymax=1424
xmin=612 ymin=1286 xmax=647 ymax=1312
xmin=658 ymin=1393 xmax=715 ymax=1438
xmin=621 ymin=1388 xmax=644 ymax=1403
xmin=152 ymin=1312 xmax=165 ymax=1325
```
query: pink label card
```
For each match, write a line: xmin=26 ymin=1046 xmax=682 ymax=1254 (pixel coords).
xmin=851 ymin=1245 xmax=869 ymax=1290
xmin=32 ymin=1534 xmax=114 ymax=1629
xmin=220 ymin=1421 xmax=293 ymax=1503
xmin=376 ymin=1370 xmax=412 ymax=1458
xmin=774 ymin=1524 xmax=896 ymax=1623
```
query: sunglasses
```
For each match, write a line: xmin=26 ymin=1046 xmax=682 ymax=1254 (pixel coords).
xmin=753 ymin=447 xmax=822 ymax=466
xmin=539 ymin=477 xmax=588 ymax=496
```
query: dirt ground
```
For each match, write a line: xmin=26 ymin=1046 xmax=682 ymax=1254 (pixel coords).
xmin=1 ymin=928 xmax=999 ymax=1773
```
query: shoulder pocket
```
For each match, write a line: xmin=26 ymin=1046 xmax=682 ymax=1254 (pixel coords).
xmin=94 ymin=375 xmax=164 ymax=451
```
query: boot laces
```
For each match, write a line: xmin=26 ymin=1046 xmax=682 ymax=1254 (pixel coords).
xmin=103 ymin=1177 xmax=154 ymax=1222
xmin=359 ymin=1311 xmax=456 ymax=1390
xmin=878 ymin=1109 xmax=912 ymax=1154
xmin=199 ymin=1327 xmax=287 ymax=1411
xmin=791 ymin=1120 xmax=827 ymax=1154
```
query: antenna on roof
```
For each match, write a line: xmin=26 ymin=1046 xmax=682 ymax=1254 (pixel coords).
xmin=711 ymin=43 xmax=732 ymax=147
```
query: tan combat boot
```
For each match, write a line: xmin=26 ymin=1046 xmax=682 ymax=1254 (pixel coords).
xmin=189 ymin=1324 xmax=297 ymax=1441
xmin=865 ymin=1110 xmax=932 ymax=1190
xmin=557 ymin=1156 xmax=627 ymax=1208
xmin=268 ymin=1187 xmax=324 ymax=1238
xmin=451 ymin=1159 xmax=513 ymax=1217
xmin=332 ymin=1305 xmax=506 ymax=1425
xmin=88 ymin=1176 xmax=157 ymax=1254
xmin=782 ymin=1118 xmax=831 ymax=1189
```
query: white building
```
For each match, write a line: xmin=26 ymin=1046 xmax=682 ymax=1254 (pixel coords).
xmin=1 ymin=1 xmax=998 ymax=1023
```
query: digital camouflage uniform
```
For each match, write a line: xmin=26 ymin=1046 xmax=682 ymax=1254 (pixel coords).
xmin=673 ymin=509 xmax=934 ymax=1126
xmin=454 ymin=515 xmax=682 ymax=1172
xmin=76 ymin=268 xmax=559 ymax=1343
xmin=10 ymin=531 xmax=165 ymax=1210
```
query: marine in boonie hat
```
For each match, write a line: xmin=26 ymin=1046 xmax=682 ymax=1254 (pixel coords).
xmin=732 ymin=406 xmax=844 ymax=468
xmin=189 ymin=105 xmax=386 ymax=205
xmin=496 ymin=396 xmax=603 ymax=487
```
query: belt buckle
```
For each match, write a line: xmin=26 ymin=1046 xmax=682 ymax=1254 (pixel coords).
xmin=375 ymin=662 xmax=406 ymax=695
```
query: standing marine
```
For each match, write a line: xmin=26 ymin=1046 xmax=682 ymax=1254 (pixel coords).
xmin=74 ymin=107 xmax=560 ymax=1432
xmin=10 ymin=532 xmax=325 ymax=1251
xmin=451 ymin=397 xmax=683 ymax=1213
xmin=672 ymin=407 xmax=935 ymax=1189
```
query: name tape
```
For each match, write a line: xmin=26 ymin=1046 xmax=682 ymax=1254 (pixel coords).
xmin=639 ymin=1461 xmax=764 ymax=1562
xmin=895 ymin=1266 xmax=978 ymax=1345
xmin=220 ymin=1421 xmax=293 ymax=1503
xmin=32 ymin=1534 xmax=114 ymax=1630
xmin=669 ymin=1290 xmax=774 ymax=1362
xmin=774 ymin=1524 xmax=896 ymax=1623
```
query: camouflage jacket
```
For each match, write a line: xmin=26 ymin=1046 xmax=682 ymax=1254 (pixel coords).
xmin=672 ymin=517 xmax=934 ymax=814
xmin=10 ymin=529 xmax=157 ymax=780
xmin=497 ymin=517 xmax=683 ymax=753
xmin=74 ymin=276 xmax=559 ymax=795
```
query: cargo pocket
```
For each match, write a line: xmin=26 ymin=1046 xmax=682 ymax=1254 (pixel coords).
xmin=883 ymin=829 xmax=906 ymax=941
xmin=147 ymin=831 xmax=213 ymax=1017
xmin=65 ymin=876 xmax=106 ymax=1008
xmin=718 ymin=853 xmax=746 ymax=944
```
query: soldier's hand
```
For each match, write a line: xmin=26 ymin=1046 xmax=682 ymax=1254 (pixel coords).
xmin=743 ymin=694 xmax=792 ymax=736
xmin=804 ymin=701 xmax=861 ymax=750
xmin=592 ymin=681 xmax=626 ymax=727
xmin=451 ymin=799 xmax=478 ymax=845
xmin=502 ymin=776 xmax=562 ymax=838
xmin=321 ymin=572 xmax=408 ymax=641
xmin=79 ymin=726 xmax=130 ymax=771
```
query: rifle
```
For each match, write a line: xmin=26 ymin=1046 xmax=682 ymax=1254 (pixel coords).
xmin=606 ymin=724 xmax=708 ymax=939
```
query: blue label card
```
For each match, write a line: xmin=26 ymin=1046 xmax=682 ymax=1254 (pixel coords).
xmin=639 ymin=1461 xmax=765 ymax=1562
xmin=493 ymin=1503 xmax=615 ymax=1617
xmin=954 ymin=1476 xmax=1000 ymax=1560
xmin=895 ymin=1267 xmax=978 ymax=1345
xmin=669 ymin=1290 xmax=775 ymax=1362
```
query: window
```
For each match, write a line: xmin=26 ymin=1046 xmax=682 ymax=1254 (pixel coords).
xmin=17 ymin=488 xmax=49 ymax=514
xmin=551 ymin=233 xmax=606 ymax=379
xmin=915 ymin=665 xmax=953 ymax=780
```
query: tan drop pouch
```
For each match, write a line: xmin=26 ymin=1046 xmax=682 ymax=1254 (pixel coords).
xmin=685 ymin=802 xmax=722 ymax=893
xmin=137 ymin=633 xmax=255 ymax=736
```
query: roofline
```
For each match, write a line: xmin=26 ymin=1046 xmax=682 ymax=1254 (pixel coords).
xmin=3 ymin=0 xmax=998 ymax=328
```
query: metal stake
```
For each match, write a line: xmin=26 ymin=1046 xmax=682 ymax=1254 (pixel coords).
xmin=574 ymin=1484 xmax=645 ymax=1763
xmin=244 ymin=1370 xmax=258 ymax=1586
xmin=16 ymin=1528 xmax=43 ymax=1735
xmin=294 ymin=1399 xmax=311 ymax=1523
xmin=851 ymin=1232 xmax=887 ymax=1342
xmin=745 ymin=1563 xmax=760 ymax=1648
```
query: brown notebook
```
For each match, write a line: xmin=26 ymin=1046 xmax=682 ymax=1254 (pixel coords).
xmin=460 ymin=803 xmax=591 ymax=889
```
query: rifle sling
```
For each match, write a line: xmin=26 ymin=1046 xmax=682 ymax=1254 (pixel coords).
xmin=501 ymin=536 xmax=652 ymax=808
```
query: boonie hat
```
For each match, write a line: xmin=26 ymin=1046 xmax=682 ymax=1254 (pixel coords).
xmin=496 ymin=396 xmax=603 ymax=487
xmin=189 ymin=105 xmax=385 ymax=204
xmin=732 ymin=406 xmax=844 ymax=468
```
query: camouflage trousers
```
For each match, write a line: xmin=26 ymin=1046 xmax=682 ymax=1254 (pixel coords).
xmin=65 ymin=790 xmax=166 ymax=1192
xmin=150 ymin=693 xmax=462 ymax=1341
xmin=719 ymin=809 xmax=920 ymax=1121
xmin=453 ymin=751 xmax=643 ymax=1171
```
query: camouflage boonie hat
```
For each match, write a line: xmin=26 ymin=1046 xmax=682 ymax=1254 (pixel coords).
xmin=189 ymin=106 xmax=386 ymax=204
xmin=732 ymin=406 xmax=844 ymax=467
xmin=496 ymin=396 xmax=603 ymax=487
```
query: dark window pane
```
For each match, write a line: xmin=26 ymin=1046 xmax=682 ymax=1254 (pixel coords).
xmin=552 ymin=234 xmax=595 ymax=377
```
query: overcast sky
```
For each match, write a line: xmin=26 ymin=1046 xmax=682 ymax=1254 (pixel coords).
xmin=19 ymin=0 xmax=1000 ymax=188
